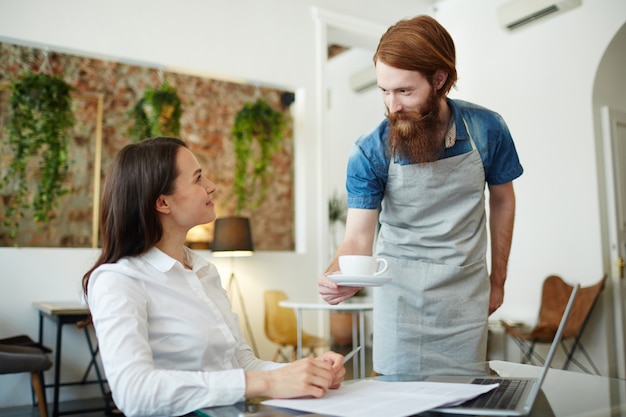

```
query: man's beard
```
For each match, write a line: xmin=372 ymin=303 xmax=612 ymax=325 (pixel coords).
xmin=387 ymin=90 xmax=445 ymax=164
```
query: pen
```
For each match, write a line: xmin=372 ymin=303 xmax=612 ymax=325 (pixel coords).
xmin=342 ymin=345 xmax=362 ymax=364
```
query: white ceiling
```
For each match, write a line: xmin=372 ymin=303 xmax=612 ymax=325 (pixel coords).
xmin=305 ymin=0 xmax=437 ymax=28
xmin=307 ymin=0 xmax=438 ymax=51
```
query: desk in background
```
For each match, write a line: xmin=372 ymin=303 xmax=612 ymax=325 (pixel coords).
xmin=279 ymin=300 xmax=373 ymax=379
xmin=33 ymin=301 xmax=108 ymax=417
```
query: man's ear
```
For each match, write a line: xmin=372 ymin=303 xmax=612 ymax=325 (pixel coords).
xmin=433 ymin=69 xmax=448 ymax=91
xmin=155 ymin=195 xmax=170 ymax=214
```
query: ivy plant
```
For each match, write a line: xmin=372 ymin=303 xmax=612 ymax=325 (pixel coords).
xmin=231 ymin=98 xmax=286 ymax=214
xmin=1 ymin=72 xmax=75 ymax=237
xmin=129 ymin=82 xmax=182 ymax=142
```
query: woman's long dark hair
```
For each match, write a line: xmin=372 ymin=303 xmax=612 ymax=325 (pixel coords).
xmin=81 ymin=137 xmax=187 ymax=296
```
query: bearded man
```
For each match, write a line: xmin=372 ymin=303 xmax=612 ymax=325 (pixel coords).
xmin=318 ymin=15 xmax=523 ymax=375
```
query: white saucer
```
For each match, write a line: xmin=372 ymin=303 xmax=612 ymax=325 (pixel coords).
xmin=327 ymin=274 xmax=392 ymax=287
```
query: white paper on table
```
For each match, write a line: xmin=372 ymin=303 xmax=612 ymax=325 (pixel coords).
xmin=262 ymin=379 xmax=498 ymax=417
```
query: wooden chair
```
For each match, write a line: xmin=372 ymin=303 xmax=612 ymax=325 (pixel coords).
xmin=0 ymin=334 xmax=52 ymax=417
xmin=501 ymin=275 xmax=607 ymax=374
xmin=264 ymin=290 xmax=330 ymax=362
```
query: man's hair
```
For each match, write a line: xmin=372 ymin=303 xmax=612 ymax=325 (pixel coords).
xmin=373 ymin=15 xmax=457 ymax=96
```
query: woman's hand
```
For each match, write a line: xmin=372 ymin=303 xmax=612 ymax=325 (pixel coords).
xmin=316 ymin=350 xmax=346 ymax=388
xmin=245 ymin=353 xmax=346 ymax=399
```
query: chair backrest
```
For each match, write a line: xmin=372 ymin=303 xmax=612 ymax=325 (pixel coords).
xmin=535 ymin=275 xmax=607 ymax=340
xmin=264 ymin=290 xmax=299 ymax=345
xmin=563 ymin=274 xmax=607 ymax=339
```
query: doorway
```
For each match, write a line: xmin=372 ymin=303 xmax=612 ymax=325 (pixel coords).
xmin=600 ymin=106 xmax=626 ymax=380
xmin=595 ymin=21 xmax=626 ymax=380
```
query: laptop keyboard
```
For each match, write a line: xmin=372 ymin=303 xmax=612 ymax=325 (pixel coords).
xmin=461 ymin=378 xmax=529 ymax=410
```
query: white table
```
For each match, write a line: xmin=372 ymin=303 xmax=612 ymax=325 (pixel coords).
xmin=278 ymin=300 xmax=373 ymax=379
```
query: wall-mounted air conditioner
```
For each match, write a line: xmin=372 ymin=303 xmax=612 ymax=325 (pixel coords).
xmin=497 ymin=0 xmax=582 ymax=31
xmin=350 ymin=66 xmax=377 ymax=93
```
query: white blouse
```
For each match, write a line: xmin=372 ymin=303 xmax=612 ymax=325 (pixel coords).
xmin=87 ymin=247 xmax=282 ymax=417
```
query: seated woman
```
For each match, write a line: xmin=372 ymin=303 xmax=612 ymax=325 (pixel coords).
xmin=82 ymin=137 xmax=345 ymax=417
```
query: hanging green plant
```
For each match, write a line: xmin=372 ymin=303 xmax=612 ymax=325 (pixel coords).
xmin=129 ymin=82 xmax=182 ymax=142
xmin=1 ymin=72 xmax=75 ymax=237
xmin=231 ymin=98 xmax=286 ymax=214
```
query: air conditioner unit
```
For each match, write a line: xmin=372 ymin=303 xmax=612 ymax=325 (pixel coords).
xmin=350 ymin=66 xmax=377 ymax=93
xmin=497 ymin=0 xmax=582 ymax=31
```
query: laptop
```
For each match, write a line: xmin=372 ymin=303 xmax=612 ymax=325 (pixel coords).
xmin=429 ymin=283 xmax=580 ymax=416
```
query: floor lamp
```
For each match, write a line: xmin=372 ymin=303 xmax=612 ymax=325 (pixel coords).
xmin=212 ymin=216 xmax=259 ymax=356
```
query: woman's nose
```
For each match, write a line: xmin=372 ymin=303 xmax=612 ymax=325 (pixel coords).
xmin=204 ymin=178 xmax=216 ymax=193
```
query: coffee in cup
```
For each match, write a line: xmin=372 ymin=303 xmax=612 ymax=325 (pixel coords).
xmin=339 ymin=255 xmax=389 ymax=276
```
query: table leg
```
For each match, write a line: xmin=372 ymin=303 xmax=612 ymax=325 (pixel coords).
xmin=295 ymin=308 xmax=303 ymax=359
xmin=351 ymin=312 xmax=358 ymax=379
xmin=359 ymin=310 xmax=366 ymax=378
xmin=35 ymin=313 xmax=45 ymax=408
xmin=82 ymin=327 xmax=108 ymax=399
xmin=53 ymin=318 xmax=63 ymax=417
xmin=38 ymin=314 xmax=44 ymax=345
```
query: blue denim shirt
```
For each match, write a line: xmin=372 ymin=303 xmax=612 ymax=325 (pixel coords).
xmin=346 ymin=98 xmax=524 ymax=209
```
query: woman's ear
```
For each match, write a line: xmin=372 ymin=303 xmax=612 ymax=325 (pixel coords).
xmin=155 ymin=195 xmax=170 ymax=214
xmin=433 ymin=69 xmax=448 ymax=91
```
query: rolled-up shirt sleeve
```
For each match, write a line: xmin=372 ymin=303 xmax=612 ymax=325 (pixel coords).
xmin=346 ymin=121 xmax=390 ymax=210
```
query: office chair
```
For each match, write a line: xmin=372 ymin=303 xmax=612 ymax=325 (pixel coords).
xmin=0 ymin=334 xmax=52 ymax=417
xmin=501 ymin=274 xmax=607 ymax=374
xmin=264 ymin=290 xmax=330 ymax=362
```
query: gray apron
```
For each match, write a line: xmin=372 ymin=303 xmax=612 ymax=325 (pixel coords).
xmin=373 ymin=119 xmax=490 ymax=375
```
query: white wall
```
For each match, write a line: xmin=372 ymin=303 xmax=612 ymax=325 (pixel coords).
xmin=0 ymin=0 xmax=625 ymax=408
xmin=326 ymin=48 xmax=385 ymax=254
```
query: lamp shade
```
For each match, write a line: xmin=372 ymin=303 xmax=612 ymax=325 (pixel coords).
xmin=211 ymin=216 xmax=254 ymax=257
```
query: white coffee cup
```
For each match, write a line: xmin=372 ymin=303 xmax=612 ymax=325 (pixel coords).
xmin=339 ymin=255 xmax=389 ymax=276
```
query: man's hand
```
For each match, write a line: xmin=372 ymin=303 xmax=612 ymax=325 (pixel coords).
xmin=318 ymin=272 xmax=362 ymax=305
xmin=489 ymin=281 xmax=504 ymax=315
